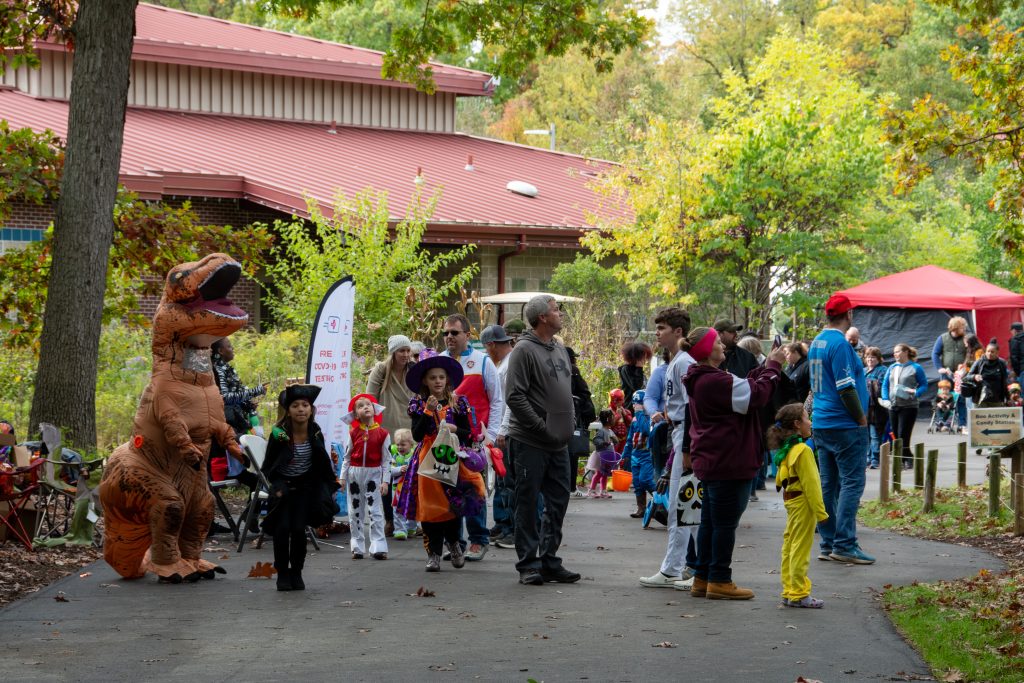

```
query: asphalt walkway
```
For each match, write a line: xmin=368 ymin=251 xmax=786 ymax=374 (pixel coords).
xmin=0 ymin=471 xmax=1003 ymax=682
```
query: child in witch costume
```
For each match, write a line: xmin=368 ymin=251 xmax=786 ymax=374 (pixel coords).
xmin=395 ymin=349 xmax=486 ymax=572
xmin=261 ymin=384 xmax=341 ymax=592
xmin=341 ymin=393 xmax=393 ymax=560
xmin=767 ymin=403 xmax=828 ymax=608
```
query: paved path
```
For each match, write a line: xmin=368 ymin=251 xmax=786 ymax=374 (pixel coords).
xmin=0 ymin=481 xmax=1002 ymax=683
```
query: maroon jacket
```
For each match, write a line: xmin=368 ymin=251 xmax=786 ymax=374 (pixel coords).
xmin=682 ymin=360 xmax=781 ymax=481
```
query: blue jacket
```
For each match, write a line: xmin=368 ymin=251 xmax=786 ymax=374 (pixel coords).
xmin=622 ymin=409 xmax=652 ymax=461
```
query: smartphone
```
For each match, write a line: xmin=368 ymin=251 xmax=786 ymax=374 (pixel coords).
xmin=773 ymin=334 xmax=782 ymax=349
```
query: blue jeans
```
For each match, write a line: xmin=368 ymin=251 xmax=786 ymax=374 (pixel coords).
xmin=694 ymin=478 xmax=752 ymax=583
xmin=814 ymin=426 xmax=868 ymax=555
xmin=956 ymin=394 xmax=967 ymax=429
xmin=868 ymin=424 xmax=882 ymax=465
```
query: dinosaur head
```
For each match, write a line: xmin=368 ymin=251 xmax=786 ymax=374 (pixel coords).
xmin=160 ymin=253 xmax=248 ymax=343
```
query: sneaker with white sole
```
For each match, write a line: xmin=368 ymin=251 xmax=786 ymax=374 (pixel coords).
xmin=679 ymin=567 xmax=696 ymax=581
xmin=494 ymin=535 xmax=516 ymax=549
xmin=673 ymin=577 xmax=694 ymax=591
xmin=639 ymin=571 xmax=681 ymax=588
xmin=829 ymin=547 xmax=875 ymax=565
xmin=817 ymin=551 xmax=833 ymax=561
xmin=465 ymin=544 xmax=488 ymax=561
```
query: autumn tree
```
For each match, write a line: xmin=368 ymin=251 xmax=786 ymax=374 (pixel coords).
xmin=2 ymin=0 xmax=649 ymax=448
xmin=585 ymin=34 xmax=884 ymax=333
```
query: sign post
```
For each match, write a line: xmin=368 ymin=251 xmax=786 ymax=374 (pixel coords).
xmin=968 ymin=407 xmax=1023 ymax=450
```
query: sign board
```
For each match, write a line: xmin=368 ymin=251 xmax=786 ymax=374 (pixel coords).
xmin=305 ymin=276 xmax=355 ymax=451
xmin=968 ymin=407 xmax=1023 ymax=449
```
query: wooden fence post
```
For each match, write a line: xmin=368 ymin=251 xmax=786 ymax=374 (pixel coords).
xmin=1015 ymin=474 xmax=1024 ymax=537
xmin=923 ymin=449 xmax=938 ymax=513
xmin=989 ymin=454 xmax=1001 ymax=518
xmin=1013 ymin=452 xmax=1023 ymax=516
xmin=892 ymin=439 xmax=903 ymax=492
xmin=914 ymin=443 xmax=925 ymax=490
xmin=957 ymin=441 xmax=967 ymax=489
xmin=879 ymin=442 xmax=890 ymax=503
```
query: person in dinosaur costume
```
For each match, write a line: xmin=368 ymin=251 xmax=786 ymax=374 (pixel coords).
xmin=100 ymin=253 xmax=249 ymax=583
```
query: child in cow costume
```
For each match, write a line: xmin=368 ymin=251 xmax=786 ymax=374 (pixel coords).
xmin=341 ymin=394 xmax=393 ymax=560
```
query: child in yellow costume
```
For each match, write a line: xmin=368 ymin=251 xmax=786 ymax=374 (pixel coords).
xmin=767 ymin=403 xmax=828 ymax=608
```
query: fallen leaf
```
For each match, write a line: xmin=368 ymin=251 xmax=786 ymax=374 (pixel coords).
xmin=78 ymin=572 xmax=92 ymax=579
xmin=219 ymin=554 xmax=230 ymax=560
xmin=795 ymin=678 xmax=823 ymax=683
xmin=247 ymin=562 xmax=276 ymax=579
xmin=532 ymin=633 xmax=549 ymax=639
xmin=428 ymin=663 xmax=455 ymax=671
xmin=652 ymin=641 xmax=677 ymax=648
xmin=786 ymin=624 xmax=797 ymax=629
xmin=407 ymin=586 xmax=435 ymax=598
xmin=941 ymin=670 xmax=966 ymax=683
xmin=357 ymin=628 xmax=372 ymax=634
xmin=679 ymin=614 xmax=698 ymax=618
xmin=53 ymin=594 xmax=68 ymax=603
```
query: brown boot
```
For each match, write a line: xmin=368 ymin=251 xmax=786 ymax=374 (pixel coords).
xmin=630 ymin=493 xmax=647 ymax=518
xmin=707 ymin=581 xmax=755 ymax=600
xmin=691 ymin=577 xmax=708 ymax=598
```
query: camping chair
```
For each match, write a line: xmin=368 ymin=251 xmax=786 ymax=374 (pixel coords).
xmin=235 ymin=434 xmax=319 ymax=553
xmin=32 ymin=423 xmax=104 ymax=548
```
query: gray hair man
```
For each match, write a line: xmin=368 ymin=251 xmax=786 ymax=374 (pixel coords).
xmin=504 ymin=295 xmax=580 ymax=585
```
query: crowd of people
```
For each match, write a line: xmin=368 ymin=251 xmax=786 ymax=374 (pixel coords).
xmin=201 ymin=293 xmax=1022 ymax=607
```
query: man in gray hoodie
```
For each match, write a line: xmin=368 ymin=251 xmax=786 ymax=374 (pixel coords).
xmin=504 ymin=295 xmax=580 ymax=586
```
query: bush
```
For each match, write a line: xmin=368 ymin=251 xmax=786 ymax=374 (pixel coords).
xmin=0 ymin=344 xmax=36 ymax=438
xmin=94 ymin=324 xmax=151 ymax=452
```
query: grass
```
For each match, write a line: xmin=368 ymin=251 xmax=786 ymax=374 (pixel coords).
xmin=860 ymin=484 xmax=1014 ymax=539
xmin=883 ymin=571 xmax=1024 ymax=683
xmin=861 ymin=485 xmax=1024 ymax=683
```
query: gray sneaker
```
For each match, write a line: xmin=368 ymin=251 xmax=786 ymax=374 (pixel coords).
xmin=448 ymin=543 xmax=466 ymax=568
xmin=426 ymin=554 xmax=441 ymax=572
xmin=465 ymin=543 xmax=488 ymax=561
xmin=494 ymin=535 xmax=516 ymax=549
xmin=679 ymin=566 xmax=696 ymax=581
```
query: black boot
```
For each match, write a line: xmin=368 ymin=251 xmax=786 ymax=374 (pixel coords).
xmin=276 ymin=568 xmax=293 ymax=591
xmin=630 ymin=493 xmax=647 ymax=518
xmin=291 ymin=568 xmax=305 ymax=591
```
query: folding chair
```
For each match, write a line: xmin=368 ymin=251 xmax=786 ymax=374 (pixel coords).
xmin=235 ymin=434 xmax=320 ymax=553
xmin=32 ymin=423 xmax=104 ymax=548
xmin=208 ymin=463 xmax=243 ymax=542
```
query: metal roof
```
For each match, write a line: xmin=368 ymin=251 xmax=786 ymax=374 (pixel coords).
xmin=35 ymin=3 xmax=495 ymax=96
xmin=0 ymin=89 xmax=625 ymax=245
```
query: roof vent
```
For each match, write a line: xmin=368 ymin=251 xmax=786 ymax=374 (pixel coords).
xmin=506 ymin=180 xmax=538 ymax=198
xmin=465 ymin=155 xmax=474 ymax=172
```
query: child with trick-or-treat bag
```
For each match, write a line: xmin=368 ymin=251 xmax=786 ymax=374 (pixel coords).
xmin=586 ymin=409 xmax=618 ymax=498
xmin=607 ymin=389 xmax=632 ymax=459
xmin=341 ymin=393 xmax=393 ymax=560
xmin=389 ymin=428 xmax=417 ymax=540
xmin=767 ymin=403 xmax=828 ymax=609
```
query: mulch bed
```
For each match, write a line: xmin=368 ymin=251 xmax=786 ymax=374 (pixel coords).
xmin=0 ymin=543 xmax=103 ymax=608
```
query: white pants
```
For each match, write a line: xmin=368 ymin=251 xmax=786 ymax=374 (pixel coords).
xmin=347 ymin=467 xmax=387 ymax=555
xmin=660 ymin=425 xmax=696 ymax=577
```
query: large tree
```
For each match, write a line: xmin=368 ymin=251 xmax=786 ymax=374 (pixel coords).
xmin=6 ymin=0 xmax=649 ymax=449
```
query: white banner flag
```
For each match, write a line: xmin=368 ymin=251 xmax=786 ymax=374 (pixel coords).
xmin=306 ymin=276 xmax=355 ymax=449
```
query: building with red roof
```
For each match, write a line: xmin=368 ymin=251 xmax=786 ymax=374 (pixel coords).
xmin=1 ymin=3 xmax=622 ymax=325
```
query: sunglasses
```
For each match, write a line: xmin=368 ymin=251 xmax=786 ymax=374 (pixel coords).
xmin=442 ymin=330 xmax=464 ymax=337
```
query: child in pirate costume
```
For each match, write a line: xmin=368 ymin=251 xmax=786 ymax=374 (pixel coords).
xmin=396 ymin=349 xmax=486 ymax=572
xmin=341 ymin=393 xmax=393 ymax=560
xmin=767 ymin=403 xmax=828 ymax=608
xmin=623 ymin=389 xmax=657 ymax=518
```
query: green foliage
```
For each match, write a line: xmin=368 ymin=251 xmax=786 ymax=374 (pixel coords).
xmin=0 ymin=344 xmax=36 ymax=438
xmin=94 ymin=324 xmax=151 ymax=453
xmin=0 ymin=192 xmax=273 ymax=350
xmin=860 ymin=484 xmax=1013 ymax=537
xmin=0 ymin=1 xmax=75 ymax=73
xmin=586 ymin=34 xmax=884 ymax=332
xmin=228 ymin=328 xmax=308 ymax=425
xmin=262 ymin=190 xmax=477 ymax=359
xmin=0 ymin=121 xmax=63 ymax=223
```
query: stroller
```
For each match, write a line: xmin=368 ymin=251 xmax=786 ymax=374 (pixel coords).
xmin=927 ymin=380 xmax=960 ymax=434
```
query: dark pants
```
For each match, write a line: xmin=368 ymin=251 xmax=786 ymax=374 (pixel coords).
xmin=382 ymin=488 xmax=394 ymax=524
xmin=422 ymin=518 xmax=461 ymax=556
xmin=694 ymin=479 xmax=752 ymax=584
xmin=511 ymin=438 xmax=571 ymax=573
xmin=270 ymin=477 xmax=311 ymax=572
xmin=889 ymin=405 xmax=918 ymax=468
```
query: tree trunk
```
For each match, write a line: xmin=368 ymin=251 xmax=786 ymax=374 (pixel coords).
xmin=29 ymin=0 xmax=138 ymax=450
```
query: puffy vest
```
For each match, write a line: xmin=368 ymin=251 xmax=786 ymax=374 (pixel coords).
xmin=940 ymin=332 xmax=966 ymax=372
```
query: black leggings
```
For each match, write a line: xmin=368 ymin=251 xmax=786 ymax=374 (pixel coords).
xmin=421 ymin=518 xmax=461 ymax=556
xmin=270 ymin=477 xmax=311 ymax=571
xmin=889 ymin=405 xmax=918 ymax=467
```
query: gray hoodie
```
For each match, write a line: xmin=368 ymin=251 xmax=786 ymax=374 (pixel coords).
xmin=504 ymin=330 xmax=575 ymax=450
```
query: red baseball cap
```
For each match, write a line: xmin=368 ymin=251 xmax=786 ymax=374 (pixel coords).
xmin=824 ymin=294 xmax=855 ymax=317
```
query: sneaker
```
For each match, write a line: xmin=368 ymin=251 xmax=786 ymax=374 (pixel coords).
xmin=679 ymin=567 xmax=696 ymax=581
xmin=869 ymin=462 xmax=879 ymax=469
xmin=829 ymin=547 xmax=876 ymax=565
xmin=393 ymin=531 xmax=408 ymax=541
xmin=519 ymin=569 xmax=544 ymax=585
xmin=352 ymin=552 xmax=364 ymax=560
xmin=673 ymin=577 xmax=694 ymax=591
xmin=599 ymin=492 xmax=613 ymax=499
xmin=749 ymin=492 xmax=759 ymax=502
xmin=495 ymin=535 xmax=516 ymax=549
xmin=587 ymin=490 xmax=599 ymax=498
xmin=817 ymin=551 xmax=833 ymax=561
xmin=489 ymin=526 xmax=501 ymax=540
xmin=639 ymin=571 xmax=681 ymax=588
xmin=691 ymin=577 xmax=708 ymax=598
xmin=372 ymin=552 xmax=388 ymax=560
xmin=426 ymin=554 xmax=441 ymax=572
xmin=785 ymin=595 xmax=824 ymax=608
xmin=465 ymin=544 xmax=488 ymax=561
xmin=442 ymin=550 xmax=452 ymax=561
xmin=540 ymin=566 xmax=581 ymax=583
xmin=449 ymin=543 xmax=466 ymax=568
xmin=706 ymin=581 xmax=755 ymax=600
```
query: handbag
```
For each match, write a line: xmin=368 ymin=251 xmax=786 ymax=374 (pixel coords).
xmin=676 ymin=473 xmax=704 ymax=526
xmin=418 ymin=424 xmax=461 ymax=487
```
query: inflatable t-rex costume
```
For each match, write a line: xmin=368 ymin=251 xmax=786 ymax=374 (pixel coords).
xmin=100 ymin=253 xmax=248 ymax=582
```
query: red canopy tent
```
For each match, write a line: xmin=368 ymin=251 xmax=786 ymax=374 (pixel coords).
xmin=836 ymin=265 xmax=1024 ymax=363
